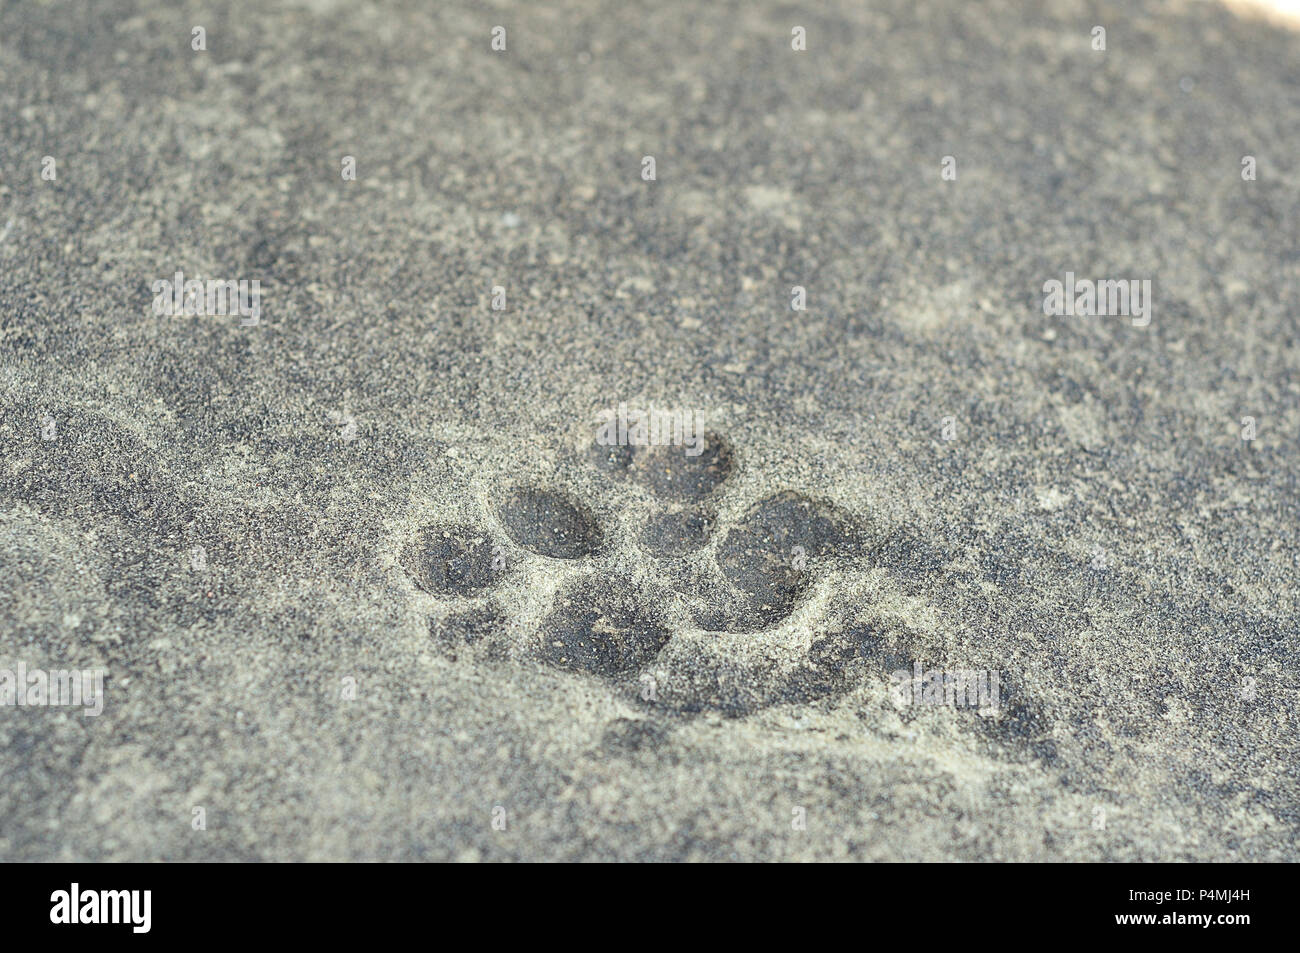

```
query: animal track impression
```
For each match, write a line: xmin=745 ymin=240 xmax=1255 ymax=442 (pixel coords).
xmin=402 ymin=432 xmax=875 ymax=715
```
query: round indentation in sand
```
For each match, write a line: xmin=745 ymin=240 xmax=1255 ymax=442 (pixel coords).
xmin=494 ymin=486 xmax=602 ymax=559
xmin=538 ymin=580 xmax=670 ymax=675
xmin=402 ymin=524 xmax=497 ymax=595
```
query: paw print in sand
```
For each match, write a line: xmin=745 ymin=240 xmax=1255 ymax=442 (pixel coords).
xmin=398 ymin=438 xmax=1060 ymax=765
xmin=399 ymin=432 xmax=872 ymax=713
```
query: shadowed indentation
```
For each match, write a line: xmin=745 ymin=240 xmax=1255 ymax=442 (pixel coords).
xmin=402 ymin=524 xmax=496 ymax=595
xmin=695 ymin=490 xmax=859 ymax=632
xmin=964 ymin=676 xmax=1059 ymax=766
xmin=495 ymin=486 xmax=602 ymax=559
xmin=539 ymin=579 xmax=670 ymax=675
xmin=633 ymin=433 xmax=734 ymax=501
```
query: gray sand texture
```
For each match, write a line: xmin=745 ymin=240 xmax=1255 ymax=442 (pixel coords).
xmin=1 ymin=0 xmax=1299 ymax=861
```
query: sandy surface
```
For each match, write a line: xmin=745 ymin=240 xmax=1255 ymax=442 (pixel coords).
xmin=1 ymin=0 xmax=1298 ymax=861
